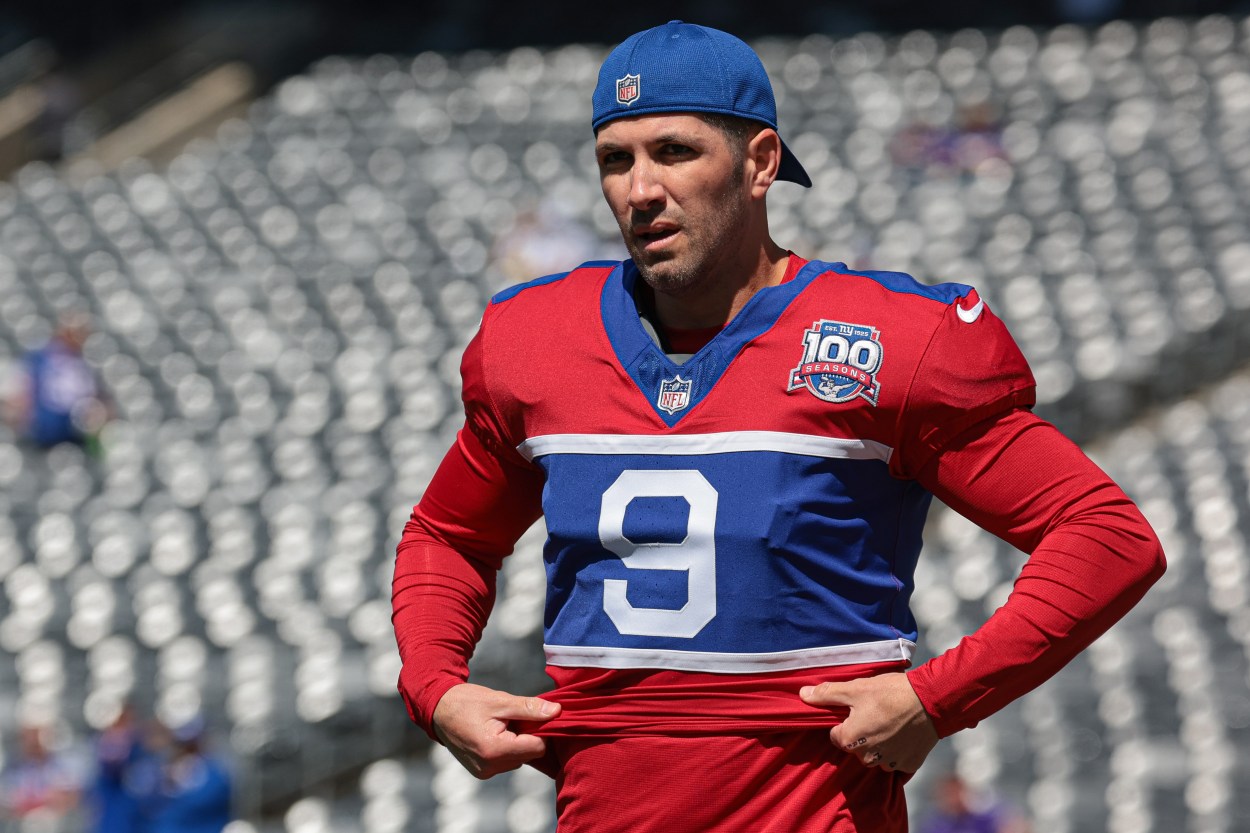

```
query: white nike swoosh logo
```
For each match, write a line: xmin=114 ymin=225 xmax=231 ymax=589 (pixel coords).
xmin=956 ymin=298 xmax=984 ymax=323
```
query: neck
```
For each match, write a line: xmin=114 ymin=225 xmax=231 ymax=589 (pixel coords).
xmin=649 ymin=237 xmax=790 ymax=330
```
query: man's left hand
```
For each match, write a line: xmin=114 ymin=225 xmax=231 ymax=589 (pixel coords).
xmin=799 ymin=672 xmax=939 ymax=774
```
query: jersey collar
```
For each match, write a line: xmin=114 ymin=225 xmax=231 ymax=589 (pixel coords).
xmin=600 ymin=258 xmax=825 ymax=427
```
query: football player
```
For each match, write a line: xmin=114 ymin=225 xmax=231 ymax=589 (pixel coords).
xmin=392 ymin=21 xmax=1164 ymax=831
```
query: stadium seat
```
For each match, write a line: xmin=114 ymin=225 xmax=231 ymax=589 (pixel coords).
xmin=3 ymin=16 xmax=1250 ymax=832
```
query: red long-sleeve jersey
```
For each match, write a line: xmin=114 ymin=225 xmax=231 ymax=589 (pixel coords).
xmin=392 ymin=256 xmax=1164 ymax=746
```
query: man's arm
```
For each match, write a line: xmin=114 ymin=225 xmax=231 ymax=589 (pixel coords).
xmin=910 ymin=408 xmax=1166 ymax=731
xmin=802 ymin=408 xmax=1165 ymax=770
xmin=392 ymin=421 xmax=559 ymax=777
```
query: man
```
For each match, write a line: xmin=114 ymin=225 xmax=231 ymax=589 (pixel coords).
xmin=146 ymin=717 xmax=232 ymax=833
xmin=919 ymin=774 xmax=1030 ymax=833
xmin=4 ymin=312 xmax=108 ymax=451
xmin=87 ymin=703 xmax=155 ymax=833
xmin=392 ymin=21 xmax=1164 ymax=832
xmin=0 ymin=723 xmax=81 ymax=824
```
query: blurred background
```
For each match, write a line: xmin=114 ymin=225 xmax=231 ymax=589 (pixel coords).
xmin=2 ymin=1 xmax=1250 ymax=831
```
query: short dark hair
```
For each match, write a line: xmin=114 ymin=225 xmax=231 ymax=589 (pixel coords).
xmin=697 ymin=113 xmax=761 ymax=168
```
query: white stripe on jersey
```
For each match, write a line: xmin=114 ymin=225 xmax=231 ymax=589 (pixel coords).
xmin=544 ymin=638 xmax=915 ymax=673
xmin=517 ymin=431 xmax=893 ymax=463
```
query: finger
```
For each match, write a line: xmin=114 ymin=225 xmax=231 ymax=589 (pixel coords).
xmin=467 ymin=731 xmax=548 ymax=779
xmin=492 ymin=729 xmax=547 ymax=761
xmin=890 ymin=749 xmax=928 ymax=774
xmin=827 ymin=717 xmax=869 ymax=752
xmin=829 ymin=731 xmax=875 ymax=767
xmin=841 ymin=734 xmax=869 ymax=750
xmin=489 ymin=694 xmax=561 ymax=723
xmin=799 ymin=682 xmax=856 ymax=706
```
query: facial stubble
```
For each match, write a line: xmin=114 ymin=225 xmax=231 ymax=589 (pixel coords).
xmin=625 ymin=166 xmax=751 ymax=299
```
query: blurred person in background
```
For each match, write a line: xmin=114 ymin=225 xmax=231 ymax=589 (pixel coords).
xmin=0 ymin=723 xmax=81 ymax=830
xmin=918 ymin=774 xmax=1030 ymax=833
xmin=2 ymin=312 xmax=109 ymax=453
xmin=146 ymin=716 xmax=232 ymax=833
xmin=30 ymin=70 xmax=85 ymax=163
xmin=889 ymin=102 xmax=1006 ymax=177
xmin=494 ymin=197 xmax=606 ymax=285
xmin=86 ymin=703 xmax=161 ymax=833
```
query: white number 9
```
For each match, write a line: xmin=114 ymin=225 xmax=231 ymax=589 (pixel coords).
xmin=598 ymin=470 xmax=718 ymax=638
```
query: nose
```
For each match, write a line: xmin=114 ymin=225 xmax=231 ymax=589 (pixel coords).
xmin=628 ymin=158 xmax=665 ymax=210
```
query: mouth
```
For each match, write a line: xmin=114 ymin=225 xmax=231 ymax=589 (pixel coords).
xmin=634 ymin=226 xmax=680 ymax=251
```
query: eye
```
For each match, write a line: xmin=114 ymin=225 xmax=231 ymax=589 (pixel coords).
xmin=598 ymin=150 xmax=630 ymax=169
xmin=661 ymin=143 xmax=695 ymax=158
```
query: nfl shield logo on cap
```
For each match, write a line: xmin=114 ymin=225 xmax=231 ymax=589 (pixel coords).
xmin=616 ymin=73 xmax=640 ymax=106
xmin=592 ymin=22 xmax=812 ymax=187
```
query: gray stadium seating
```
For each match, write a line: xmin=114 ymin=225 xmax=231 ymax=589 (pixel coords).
xmin=2 ymin=14 xmax=1250 ymax=832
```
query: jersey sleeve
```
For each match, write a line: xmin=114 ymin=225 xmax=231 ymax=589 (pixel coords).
xmin=391 ymin=316 xmax=545 ymax=738
xmin=906 ymin=408 xmax=1166 ymax=736
xmin=891 ymin=290 xmax=1037 ymax=480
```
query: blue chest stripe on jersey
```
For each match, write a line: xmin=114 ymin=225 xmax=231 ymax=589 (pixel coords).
xmin=601 ymin=260 xmax=832 ymax=426
xmin=532 ymin=445 xmax=931 ymax=666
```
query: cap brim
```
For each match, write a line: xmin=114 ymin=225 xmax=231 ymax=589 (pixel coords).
xmin=778 ymin=137 xmax=812 ymax=188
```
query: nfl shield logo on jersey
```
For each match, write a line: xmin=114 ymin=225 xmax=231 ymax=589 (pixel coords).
xmin=616 ymin=74 xmax=641 ymax=106
xmin=657 ymin=375 xmax=692 ymax=415
xmin=788 ymin=319 xmax=883 ymax=405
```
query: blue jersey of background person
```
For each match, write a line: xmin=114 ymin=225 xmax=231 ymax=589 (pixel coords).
xmin=146 ymin=717 xmax=233 ymax=833
xmin=87 ymin=707 xmax=161 ymax=833
xmin=21 ymin=325 xmax=98 ymax=450
xmin=147 ymin=755 xmax=231 ymax=833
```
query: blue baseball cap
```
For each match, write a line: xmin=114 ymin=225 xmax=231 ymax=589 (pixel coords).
xmin=592 ymin=21 xmax=812 ymax=188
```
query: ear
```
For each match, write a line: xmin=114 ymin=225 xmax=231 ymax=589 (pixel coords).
xmin=746 ymin=127 xmax=782 ymax=198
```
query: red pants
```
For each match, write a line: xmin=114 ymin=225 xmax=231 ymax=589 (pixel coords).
xmin=550 ymin=732 xmax=909 ymax=832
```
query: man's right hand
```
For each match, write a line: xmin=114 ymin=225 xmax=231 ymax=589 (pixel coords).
xmin=432 ymin=683 xmax=561 ymax=779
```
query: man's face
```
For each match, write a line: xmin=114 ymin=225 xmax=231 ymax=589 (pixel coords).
xmin=595 ymin=114 xmax=750 ymax=296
